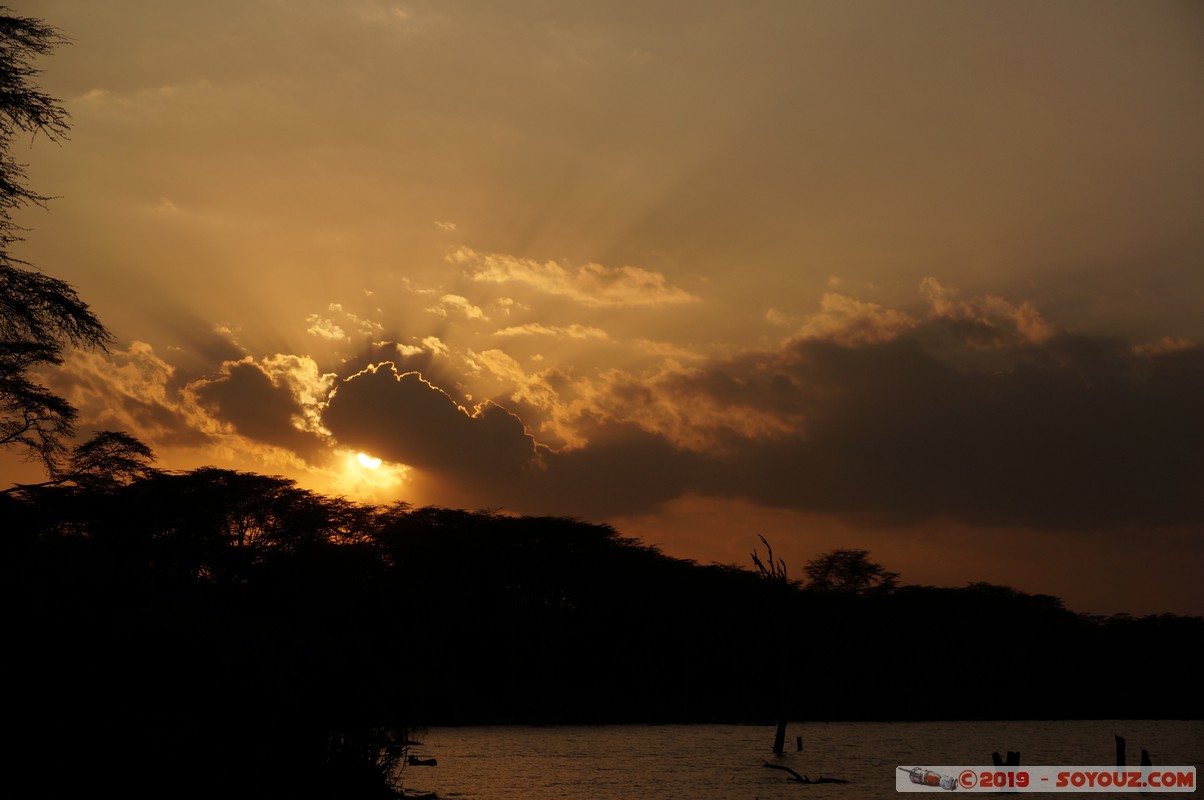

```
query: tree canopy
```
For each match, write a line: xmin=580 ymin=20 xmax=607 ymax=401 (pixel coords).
xmin=804 ymin=547 xmax=900 ymax=595
xmin=0 ymin=7 xmax=147 ymax=484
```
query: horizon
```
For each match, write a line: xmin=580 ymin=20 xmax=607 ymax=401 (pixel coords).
xmin=5 ymin=0 xmax=1203 ymax=617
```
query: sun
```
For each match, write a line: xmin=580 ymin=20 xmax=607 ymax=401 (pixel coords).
xmin=328 ymin=449 xmax=408 ymax=501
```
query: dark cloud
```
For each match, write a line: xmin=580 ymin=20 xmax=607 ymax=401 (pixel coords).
xmin=340 ymin=340 xmax=456 ymax=396
xmin=193 ymin=361 xmax=327 ymax=459
xmin=534 ymin=422 xmax=705 ymax=519
xmin=318 ymin=320 xmax=1203 ymax=531
xmin=60 ymin=287 xmax=1191 ymax=537
xmin=690 ymin=326 xmax=1204 ymax=529
xmin=323 ymin=363 xmax=541 ymax=504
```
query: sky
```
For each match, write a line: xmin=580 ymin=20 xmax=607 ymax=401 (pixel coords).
xmin=5 ymin=0 xmax=1203 ymax=615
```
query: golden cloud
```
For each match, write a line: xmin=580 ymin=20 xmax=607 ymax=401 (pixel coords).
xmin=493 ymin=322 xmax=610 ymax=339
xmin=451 ymin=247 xmax=699 ymax=307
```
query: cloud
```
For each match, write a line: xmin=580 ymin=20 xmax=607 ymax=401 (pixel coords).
xmin=918 ymin=278 xmax=1055 ymax=346
xmin=794 ymin=280 xmax=1058 ymax=349
xmin=400 ymin=278 xmax=438 ymax=296
xmin=56 ymin=284 xmax=1203 ymax=539
xmin=189 ymin=354 xmax=335 ymax=459
xmin=494 ymin=297 xmax=526 ymax=316
xmin=422 ymin=336 xmax=449 ymax=356
xmin=49 ymin=342 xmax=209 ymax=448
xmin=1132 ymin=336 xmax=1195 ymax=356
xmin=427 ymin=293 xmax=488 ymax=320
xmin=335 ymin=304 xmax=386 ymax=337
xmin=469 ymin=349 xmax=528 ymax=384
xmin=313 ymin=283 xmax=1204 ymax=532
xmin=48 ymin=341 xmax=354 ymax=484
xmin=765 ymin=308 xmax=794 ymax=326
xmin=638 ymin=308 xmax=1204 ymax=529
xmin=321 ymin=362 xmax=706 ymax=516
xmin=531 ymin=422 xmax=706 ymax=518
xmin=355 ymin=3 xmax=416 ymax=30
xmin=512 ymin=362 xmax=794 ymax=457
xmin=322 ymin=362 xmax=541 ymax=505
xmin=797 ymin=292 xmax=918 ymax=345
xmin=307 ymin=303 xmax=384 ymax=341
xmin=393 ymin=342 xmax=425 ymax=357
xmin=451 ymin=247 xmax=699 ymax=307
xmin=630 ymin=339 xmax=706 ymax=360
xmin=493 ymin=322 xmax=609 ymax=340
xmin=307 ymin=316 xmax=346 ymax=341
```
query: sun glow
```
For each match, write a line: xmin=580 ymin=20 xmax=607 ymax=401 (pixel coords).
xmin=328 ymin=449 xmax=407 ymax=501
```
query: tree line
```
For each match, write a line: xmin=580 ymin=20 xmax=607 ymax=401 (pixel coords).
xmin=5 ymin=469 xmax=1201 ymax=796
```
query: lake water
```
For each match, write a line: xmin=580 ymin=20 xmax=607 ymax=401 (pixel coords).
xmin=399 ymin=721 xmax=1203 ymax=800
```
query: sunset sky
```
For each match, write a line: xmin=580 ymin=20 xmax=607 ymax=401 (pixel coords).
xmin=7 ymin=0 xmax=1203 ymax=615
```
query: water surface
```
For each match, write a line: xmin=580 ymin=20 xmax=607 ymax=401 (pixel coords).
xmin=401 ymin=720 xmax=1202 ymax=800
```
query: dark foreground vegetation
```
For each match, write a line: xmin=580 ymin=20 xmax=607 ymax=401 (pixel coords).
xmin=4 ymin=469 xmax=1201 ymax=797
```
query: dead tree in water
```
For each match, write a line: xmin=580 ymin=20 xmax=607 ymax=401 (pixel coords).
xmin=763 ymin=761 xmax=850 ymax=784
xmin=751 ymin=536 xmax=792 ymax=755
xmin=992 ymin=751 xmax=1020 ymax=767
xmin=1115 ymin=735 xmax=1154 ymax=768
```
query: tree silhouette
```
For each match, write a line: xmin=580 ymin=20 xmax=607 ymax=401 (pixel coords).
xmin=0 ymin=430 xmax=156 ymax=494
xmin=5 ymin=470 xmax=1201 ymax=797
xmin=0 ymin=7 xmax=70 ymax=235
xmin=804 ymin=547 xmax=899 ymax=595
xmin=0 ymin=7 xmax=146 ymax=481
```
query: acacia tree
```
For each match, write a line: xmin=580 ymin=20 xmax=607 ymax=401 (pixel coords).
xmin=804 ymin=548 xmax=899 ymax=595
xmin=0 ymin=7 xmax=152 ymax=485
